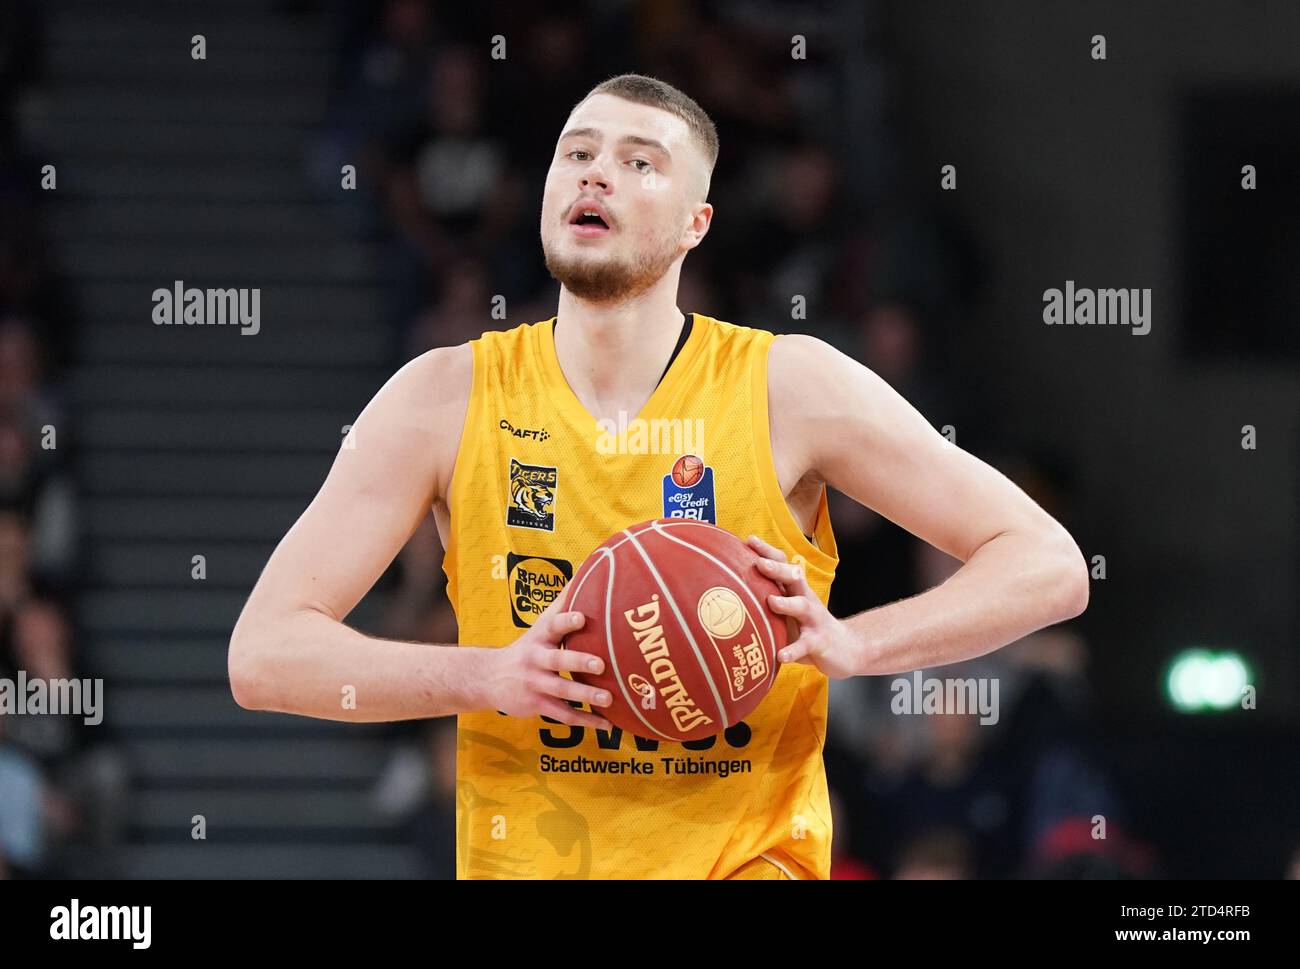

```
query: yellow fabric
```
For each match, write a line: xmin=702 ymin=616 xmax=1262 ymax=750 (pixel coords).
xmin=443 ymin=312 xmax=839 ymax=879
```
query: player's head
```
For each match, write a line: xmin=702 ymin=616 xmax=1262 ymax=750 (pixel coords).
xmin=541 ymin=74 xmax=718 ymax=302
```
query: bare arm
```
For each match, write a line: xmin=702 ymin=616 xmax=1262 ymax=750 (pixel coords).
xmin=757 ymin=334 xmax=1089 ymax=678
xmin=227 ymin=344 xmax=612 ymax=728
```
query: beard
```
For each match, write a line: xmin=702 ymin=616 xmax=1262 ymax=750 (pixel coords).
xmin=542 ymin=225 xmax=682 ymax=302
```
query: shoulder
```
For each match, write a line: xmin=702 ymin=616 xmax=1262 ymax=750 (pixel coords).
xmin=698 ymin=315 xmax=843 ymax=378
xmin=397 ymin=319 xmax=552 ymax=416
xmin=763 ymin=332 xmax=885 ymax=479
xmin=766 ymin=331 xmax=859 ymax=412
xmin=384 ymin=341 xmax=474 ymax=414
xmin=357 ymin=342 xmax=474 ymax=502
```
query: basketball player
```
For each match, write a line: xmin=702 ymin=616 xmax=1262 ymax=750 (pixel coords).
xmin=229 ymin=75 xmax=1089 ymax=879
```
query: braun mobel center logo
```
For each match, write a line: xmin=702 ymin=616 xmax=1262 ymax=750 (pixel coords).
xmin=507 ymin=458 xmax=557 ymax=531
xmin=508 ymin=553 xmax=572 ymax=627
xmin=662 ymin=453 xmax=716 ymax=523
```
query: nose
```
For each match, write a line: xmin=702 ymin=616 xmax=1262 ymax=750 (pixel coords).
xmin=578 ymin=152 xmax=610 ymax=192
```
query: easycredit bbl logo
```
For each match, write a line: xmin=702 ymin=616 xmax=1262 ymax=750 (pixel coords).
xmin=507 ymin=553 xmax=571 ymax=627
xmin=696 ymin=586 xmax=770 ymax=702
xmin=662 ymin=453 xmax=716 ymax=524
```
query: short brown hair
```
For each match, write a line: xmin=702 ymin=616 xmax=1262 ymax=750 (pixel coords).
xmin=581 ymin=74 xmax=719 ymax=175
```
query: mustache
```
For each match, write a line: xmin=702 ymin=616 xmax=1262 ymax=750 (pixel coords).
xmin=564 ymin=202 xmax=615 ymax=227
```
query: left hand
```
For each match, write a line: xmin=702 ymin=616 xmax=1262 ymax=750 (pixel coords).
xmin=747 ymin=534 xmax=862 ymax=680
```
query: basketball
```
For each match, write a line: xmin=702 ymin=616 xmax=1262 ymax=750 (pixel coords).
xmin=561 ymin=518 xmax=791 ymax=742
xmin=671 ymin=453 xmax=705 ymax=487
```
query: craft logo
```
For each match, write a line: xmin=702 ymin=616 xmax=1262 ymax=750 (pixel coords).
xmin=499 ymin=418 xmax=550 ymax=442
xmin=507 ymin=458 xmax=556 ymax=531
xmin=662 ymin=453 xmax=716 ymax=524
xmin=507 ymin=553 xmax=571 ymax=627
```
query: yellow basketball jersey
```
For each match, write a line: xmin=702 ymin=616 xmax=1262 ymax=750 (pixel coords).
xmin=442 ymin=312 xmax=839 ymax=879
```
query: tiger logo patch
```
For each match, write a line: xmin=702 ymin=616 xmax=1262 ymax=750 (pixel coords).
xmin=507 ymin=458 xmax=557 ymax=531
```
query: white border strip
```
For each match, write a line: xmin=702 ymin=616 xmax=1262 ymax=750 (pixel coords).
xmin=760 ymin=852 xmax=801 ymax=880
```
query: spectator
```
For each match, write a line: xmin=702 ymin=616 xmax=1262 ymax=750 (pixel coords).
xmin=0 ymin=406 xmax=76 ymax=588
xmin=0 ymin=710 xmax=48 ymax=878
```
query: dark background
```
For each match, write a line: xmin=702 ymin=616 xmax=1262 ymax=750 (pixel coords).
xmin=1 ymin=0 xmax=1296 ymax=879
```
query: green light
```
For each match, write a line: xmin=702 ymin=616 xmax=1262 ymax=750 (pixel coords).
xmin=1165 ymin=649 xmax=1251 ymax=712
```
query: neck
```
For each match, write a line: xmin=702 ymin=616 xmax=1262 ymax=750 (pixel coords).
xmin=553 ymin=280 xmax=688 ymax=423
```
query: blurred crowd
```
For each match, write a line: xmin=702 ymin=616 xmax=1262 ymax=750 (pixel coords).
xmin=316 ymin=0 xmax=1163 ymax=880
xmin=0 ymin=0 xmax=128 ymax=879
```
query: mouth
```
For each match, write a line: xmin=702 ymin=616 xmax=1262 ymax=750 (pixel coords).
xmin=567 ymin=200 xmax=612 ymax=237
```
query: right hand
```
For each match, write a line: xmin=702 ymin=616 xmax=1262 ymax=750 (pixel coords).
xmin=480 ymin=595 xmax=614 ymax=729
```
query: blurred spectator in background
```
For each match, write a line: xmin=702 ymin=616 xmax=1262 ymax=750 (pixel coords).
xmin=894 ymin=827 xmax=975 ymax=880
xmin=0 ymin=315 xmax=64 ymax=442
xmin=309 ymin=0 xmax=440 ymax=237
xmin=404 ymin=255 xmax=495 ymax=357
xmin=0 ymin=592 xmax=130 ymax=877
xmin=712 ymin=141 xmax=844 ymax=327
xmin=829 ymin=786 xmax=878 ymax=879
xmin=1021 ymin=816 xmax=1158 ymax=880
xmin=370 ymin=710 xmax=457 ymax=880
xmin=873 ymin=711 xmax=1016 ymax=878
xmin=407 ymin=717 xmax=457 ymax=879
xmin=855 ymin=299 xmax=951 ymax=426
xmin=0 ymin=508 xmax=33 ymax=616
xmin=0 ymin=709 xmax=48 ymax=878
xmin=0 ymin=405 xmax=76 ymax=589
xmin=379 ymin=45 xmax=523 ymax=329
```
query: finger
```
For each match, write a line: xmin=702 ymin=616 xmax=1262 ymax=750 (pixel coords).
xmin=755 ymin=555 xmax=804 ymax=588
xmin=540 ymin=648 xmax=605 ymax=675
xmin=537 ymin=608 xmax=586 ymax=642
xmin=787 ymin=562 xmax=818 ymax=600
xmin=746 ymin=534 xmax=788 ymax=563
xmin=538 ymin=698 xmax=613 ymax=731
xmin=777 ymin=637 xmax=814 ymax=665
xmin=767 ymin=593 xmax=815 ymax=622
xmin=535 ymin=588 xmax=573 ymax=622
xmin=534 ymin=673 xmax=612 ymax=709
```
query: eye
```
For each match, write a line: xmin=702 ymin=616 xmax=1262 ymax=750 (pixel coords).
xmin=630 ymin=158 xmax=654 ymax=173
xmin=568 ymin=150 xmax=592 ymax=162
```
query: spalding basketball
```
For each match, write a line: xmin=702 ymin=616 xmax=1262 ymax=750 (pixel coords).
xmin=561 ymin=518 xmax=792 ymax=742
xmin=670 ymin=454 xmax=704 ymax=487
